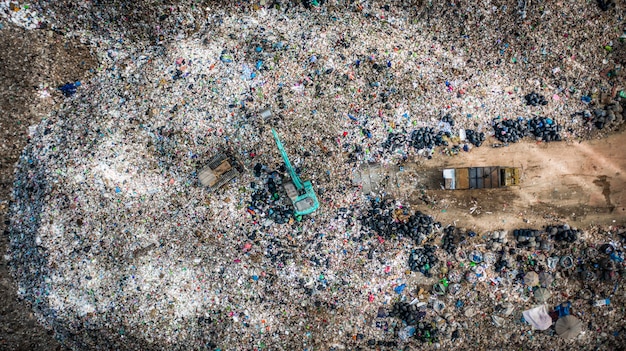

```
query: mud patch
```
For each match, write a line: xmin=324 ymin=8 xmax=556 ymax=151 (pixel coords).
xmin=593 ymin=175 xmax=615 ymax=212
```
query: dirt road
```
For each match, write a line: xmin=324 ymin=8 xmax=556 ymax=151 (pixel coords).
xmin=379 ymin=131 xmax=626 ymax=233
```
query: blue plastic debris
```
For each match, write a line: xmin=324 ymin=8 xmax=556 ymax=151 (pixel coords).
xmin=610 ymin=252 xmax=624 ymax=262
xmin=555 ymin=301 xmax=571 ymax=317
xmin=394 ymin=284 xmax=406 ymax=294
xmin=399 ymin=326 xmax=416 ymax=340
xmin=470 ymin=251 xmax=483 ymax=263
xmin=220 ymin=52 xmax=233 ymax=63
xmin=581 ymin=95 xmax=592 ymax=103
xmin=58 ymin=81 xmax=81 ymax=97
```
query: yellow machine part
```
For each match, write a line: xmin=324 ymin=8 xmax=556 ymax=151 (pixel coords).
xmin=502 ymin=167 xmax=520 ymax=186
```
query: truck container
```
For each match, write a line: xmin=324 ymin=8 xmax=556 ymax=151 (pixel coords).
xmin=443 ymin=166 xmax=520 ymax=190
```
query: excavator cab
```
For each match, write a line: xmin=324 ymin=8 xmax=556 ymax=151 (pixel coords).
xmin=283 ymin=180 xmax=318 ymax=214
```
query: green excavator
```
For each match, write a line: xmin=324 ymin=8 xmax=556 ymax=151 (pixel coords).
xmin=271 ymin=129 xmax=319 ymax=216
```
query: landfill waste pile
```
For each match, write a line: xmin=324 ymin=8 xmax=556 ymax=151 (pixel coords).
xmin=527 ymin=116 xmax=562 ymax=142
xmin=1 ymin=0 xmax=626 ymax=350
xmin=492 ymin=117 xmax=529 ymax=143
xmin=587 ymin=101 xmax=624 ymax=130
xmin=360 ymin=198 xmax=435 ymax=244
xmin=524 ymin=92 xmax=548 ymax=107
xmin=463 ymin=129 xmax=485 ymax=147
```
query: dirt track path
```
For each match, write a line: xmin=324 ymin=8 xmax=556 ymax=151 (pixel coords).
xmin=391 ymin=131 xmax=626 ymax=232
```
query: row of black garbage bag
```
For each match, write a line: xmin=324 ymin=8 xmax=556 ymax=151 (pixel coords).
xmin=492 ymin=116 xmax=562 ymax=143
xmin=381 ymin=116 xmax=562 ymax=156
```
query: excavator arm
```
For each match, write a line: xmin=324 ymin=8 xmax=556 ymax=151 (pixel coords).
xmin=271 ymin=129 xmax=319 ymax=216
xmin=272 ymin=129 xmax=303 ymax=190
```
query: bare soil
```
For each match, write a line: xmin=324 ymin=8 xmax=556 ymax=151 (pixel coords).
xmin=386 ymin=131 xmax=626 ymax=233
xmin=0 ymin=24 xmax=96 ymax=351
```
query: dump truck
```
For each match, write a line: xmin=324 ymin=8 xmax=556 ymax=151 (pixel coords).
xmin=443 ymin=166 xmax=520 ymax=190
xmin=198 ymin=152 xmax=241 ymax=191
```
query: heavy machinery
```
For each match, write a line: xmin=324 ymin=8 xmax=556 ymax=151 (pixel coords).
xmin=198 ymin=151 xmax=241 ymax=191
xmin=443 ymin=166 xmax=520 ymax=190
xmin=271 ymin=129 xmax=319 ymax=216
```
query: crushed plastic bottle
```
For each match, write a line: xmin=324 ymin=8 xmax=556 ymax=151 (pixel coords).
xmin=593 ymin=298 xmax=610 ymax=307
xmin=398 ymin=325 xmax=416 ymax=341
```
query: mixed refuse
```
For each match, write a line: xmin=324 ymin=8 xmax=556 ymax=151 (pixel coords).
xmin=1 ymin=0 xmax=626 ymax=350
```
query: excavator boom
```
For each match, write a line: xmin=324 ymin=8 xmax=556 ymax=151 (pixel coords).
xmin=272 ymin=129 xmax=303 ymax=189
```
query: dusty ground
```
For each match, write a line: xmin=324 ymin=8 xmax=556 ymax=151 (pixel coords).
xmin=0 ymin=24 xmax=95 ymax=351
xmin=375 ymin=130 xmax=626 ymax=233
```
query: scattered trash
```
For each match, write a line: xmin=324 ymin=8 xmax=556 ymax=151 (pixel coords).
xmin=593 ymin=298 xmax=611 ymax=307
xmin=534 ymin=287 xmax=552 ymax=303
xmin=555 ymin=315 xmax=583 ymax=339
xmin=58 ymin=81 xmax=81 ymax=97
xmin=524 ymin=92 xmax=548 ymax=106
xmin=522 ymin=305 xmax=553 ymax=330
xmin=2 ymin=2 xmax=625 ymax=350
xmin=524 ymin=271 xmax=539 ymax=286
